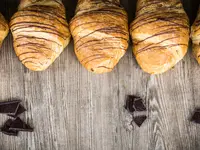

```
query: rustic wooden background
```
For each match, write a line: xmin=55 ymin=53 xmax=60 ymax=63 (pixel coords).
xmin=0 ymin=0 xmax=199 ymax=150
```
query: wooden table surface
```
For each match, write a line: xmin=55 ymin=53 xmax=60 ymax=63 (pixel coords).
xmin=0 ymin=0 xmax=200 ymax=150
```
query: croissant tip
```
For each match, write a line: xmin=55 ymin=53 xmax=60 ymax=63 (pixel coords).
xmin=23 ymin=63 xmax=49 ymax=72
xmin=88 ymin=67 xmax=113 ymax=74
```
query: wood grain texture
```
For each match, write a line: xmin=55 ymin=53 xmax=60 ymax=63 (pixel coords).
xmin=0 ymin=0 xmax=199 ymax=150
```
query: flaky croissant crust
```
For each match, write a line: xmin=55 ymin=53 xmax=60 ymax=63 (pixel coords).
xmin=130 ymin=0 xmax=189 ymax=74
xmin=0 ymin=13 xmax=9 ymax=47
xmin=191 ymin=7 xmax=200 ymax=64
xmin=10 ymin=0 xmax=71 ymax=71
xmin=70 ymin=0 xmax=129 ymax=74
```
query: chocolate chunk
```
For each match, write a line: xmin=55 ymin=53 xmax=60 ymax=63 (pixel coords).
xmin=1 ymin=119 xmax=18 ymax=136
xmin=0 ymin=100 xmax=21 ymax=115
xmin=9 ymin=118 xmax=33 ymax=132
xmin=134 ymin=98 xmax=146 ymax=111
xmin=8 ymin=104 xmax=26 ymax=118
xmin=125 ymin=95 xmax=136 ymax=113
xmin=191 ymin=109 xmax=200 ymax=124
xmin=125 ymin=95 xmax=146 ymax=112
xmin=133 ymin=115 xmax=147 ymax=127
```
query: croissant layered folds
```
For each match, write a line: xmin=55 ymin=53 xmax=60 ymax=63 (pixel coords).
xmin=70 ymin=0 xmax=129 ymax=74
xmin=191 ymin=7 xmax=200 ymax=64
xmin=10 ymin=0 xmax=71 ymax=71
xmin=0 ymin=13 xmax=9 ymax=47
xmin=130 ymin=0 xmax=189 ymax=74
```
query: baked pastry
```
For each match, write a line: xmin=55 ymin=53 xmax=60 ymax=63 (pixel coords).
xmin=0 ymin=13 xmax=9 ymax=47
xmin=70 ymin=0 xmax=129 ymax=74
xmin=130 ymin=0 xmax=189 ymax=74
xmin=191 ymin=6 xmax=200 ymax=64
xmin=10 ymin=0 xmax=71 ymax=71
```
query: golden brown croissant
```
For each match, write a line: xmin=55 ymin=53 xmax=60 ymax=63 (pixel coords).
xmin=130 ymin=0 xmax=189 ymax=74
xmin=191 ymin=6 xmax=200 ymax=64
xmin=0 ymin=13 xmax=9 ymax=47
xmin=10 ymin=0 xmax=71 ymax=71
xmin=70 ymin=0 xmax=129 ymax=74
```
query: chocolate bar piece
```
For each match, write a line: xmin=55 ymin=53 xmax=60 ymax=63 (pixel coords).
xmin=125 ymin=95 xmax=136 ymax=113
xmin=0 ymin=100 xmax=21 ymax=115
xmin=1 ymin=117 xmax=33 ymax=136
xmin=134 ymin=97 xmax=146 ymax=111
xmin=191 ymin=109 xmax=200 ymax=124
xmin=8 ymin=104 xmax=26 ymax=118
xmin=125 ymin=95 xmax=146 ymax=112
xmin=10 ymin=118 xmax=33 ymax=132
xmin=133 ymin=115 xmax=147 ymax=127
xmin=1 ymin=119 xmax=18 ymax=136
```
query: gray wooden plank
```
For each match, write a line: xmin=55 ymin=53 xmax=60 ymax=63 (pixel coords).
xmin=0 ymin=0 xmax=199 ymax=150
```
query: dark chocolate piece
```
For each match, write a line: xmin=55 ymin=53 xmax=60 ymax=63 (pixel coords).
xmin=134 ymin=98 xmax=146 ymax=111
xmin=1 ymin=119 xmax=18 ymax=136
xmin=125 ymin=95 xmax=136 ymax=113
xmin=0 ymin=100 xmax=21 ymax=115
xmin=133 ymin=115 xmax=147 ymax=127
xmin=10 ymin=118 xmax=33 ymax=132
xmin=191 ymin=109 xmax=200 ymax=124
xmin=8 ymin=104 xmax=26 ymax=118
xmin=125 ymin=95 xmax=146 ymax=112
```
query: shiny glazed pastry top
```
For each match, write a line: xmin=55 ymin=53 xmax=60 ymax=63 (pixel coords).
xmin=191 ymin=6 xmax=200 ymax=64
xmin=70 ymin=0 xmax=129 ymax=74
xmin=10 ymin=0 xmax=71 ymax=71
xmin=130 ymin=0 xmax=189 ymax=74
xmin=0 ymin=13 xmax=9 ymax=47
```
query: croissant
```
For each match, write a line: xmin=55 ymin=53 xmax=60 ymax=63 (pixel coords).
xmin=191 ymin=6 xmax=200 ymax=64
xmin=70 ymin=0 xmax=129 ymax=74
xmin=10 ymin=0 xmax=71 ymax=71
xmin=130 ymin=0 xmax=189 ymax=74
xmin=0 ymin=13 xmax=9 ymax=47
